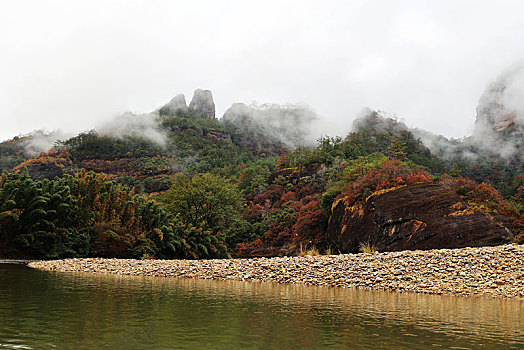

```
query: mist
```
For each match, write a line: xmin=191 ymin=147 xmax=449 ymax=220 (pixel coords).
xmin=3 ymin=1 xmax=524 ymax=143
xmin=21 ymin=130 xmax=74 ymax=156
xmin=222 ymin=102 xmax=346 ymax=148
xmin=499 ymin=61 xmax=524 ymax=126
xmin=16 ymin=111 xmax=168 ymax=156
xmin=96 ymin=112 xmax=168 ymax=147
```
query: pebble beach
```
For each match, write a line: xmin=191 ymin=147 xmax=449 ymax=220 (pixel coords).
xmin=29 ymin=244 xmax=524 ymax=299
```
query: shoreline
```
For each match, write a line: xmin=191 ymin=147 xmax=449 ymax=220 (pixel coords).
xmin=28 ymin=244 xmax=524 ymax=299
xmin=0 ymin=259 xmax=37 ymax=264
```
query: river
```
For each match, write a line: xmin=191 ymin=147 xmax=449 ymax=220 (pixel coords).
xmin=0 ymin=262 xmax=523 ymax=349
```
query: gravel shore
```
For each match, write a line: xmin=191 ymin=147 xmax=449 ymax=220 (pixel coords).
xmin=28 ymin=244 xmax=524 ymax=299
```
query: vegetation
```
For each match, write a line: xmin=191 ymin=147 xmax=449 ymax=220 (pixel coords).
xmin=0 ymin=136 xmax=30 ymax=173
xmin=0 ymin=170 xmax=227 ymax=259
xmin=162 ymin=173 xmax=248 ymax=249
xmin=359 ymin=242 xmax=377 ymax=254
xmin=0 ymin=108 xmax=521 ymax=259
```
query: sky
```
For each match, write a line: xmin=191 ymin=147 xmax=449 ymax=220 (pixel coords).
xmin=1 ymin=0 xmax=524 ymax=142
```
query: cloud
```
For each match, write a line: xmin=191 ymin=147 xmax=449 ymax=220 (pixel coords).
xmin=22 ymin=129 xmax=74 ymax=156
xmin=96 ymin=112 xmax=168 ymax=147
xmin=18 ymin=112 xmax=168 ymax=156
xmin=2 ymin=1 xmax=524 ymax=142
xmin=499 ymin=60 xmax=524 ymax=125
xmin=222 ymin=102 xmax=347 ymax=148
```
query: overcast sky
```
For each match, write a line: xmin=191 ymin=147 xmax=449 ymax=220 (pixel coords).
xmin=1 ymin=0 xmax=524 ymax=142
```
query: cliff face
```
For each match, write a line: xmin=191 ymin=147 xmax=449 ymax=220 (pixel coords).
xmin=476 ymin=81 xmax=517 ymax=133
xmin=160 ymin=93 xmax=188 ymax=115
xmin=327 ymin=183 xmax=512 ymax=253
xmin=475 ymin=62 xmax=524 ymax=134
xmin=189 ymin=89 xmax=215 ymax=118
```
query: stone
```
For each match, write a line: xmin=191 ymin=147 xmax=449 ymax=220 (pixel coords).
xmin=475 ymin=60 xmax=524 ymax=135
xmin=222 ymin=103 xmax=251 ymax=123
xmin=160 ymin=93 xmax=187 ymax=115
xmin=189 ymin=89 xmax=215 ymax=118
xmin=327 ymin=183 xmax=512 ymax=253
xmin=27 ymin=244 xmax=524 ymax=299
xmin=12 ymin=152 xmax=74 ymax=180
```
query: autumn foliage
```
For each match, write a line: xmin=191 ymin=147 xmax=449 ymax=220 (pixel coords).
xmin=0 ymin=169 xmax=226 ymax=259
xmin=240 ymin=166 xmax=327 ymax=255
xmin=439 ymin=174 xmax=523 ymax=240
xmin=1 ymin=110 xmax=521 ymax=259
xmin=342 ymin=159 xmax=433 ymax=207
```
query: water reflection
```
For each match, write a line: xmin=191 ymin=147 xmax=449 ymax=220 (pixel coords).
xmin=0 ymin=264 xmax=523 ymax=349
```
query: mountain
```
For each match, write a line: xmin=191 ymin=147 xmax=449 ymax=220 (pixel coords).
xmin=475 ymin=61 xmax=524 ymax=135
xmin=0 ymin=88 xmax=522 ymax=259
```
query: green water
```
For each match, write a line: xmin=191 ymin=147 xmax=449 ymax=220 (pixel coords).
xmin=0 ymin=263 xmax=523 ymax=349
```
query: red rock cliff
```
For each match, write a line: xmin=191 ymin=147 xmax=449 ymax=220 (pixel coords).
xmin=327 ymin=183 xmax=512 ymax=253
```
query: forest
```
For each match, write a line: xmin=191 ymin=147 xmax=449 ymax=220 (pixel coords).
xmin=0 ymin=106 xmax=522 ymax=259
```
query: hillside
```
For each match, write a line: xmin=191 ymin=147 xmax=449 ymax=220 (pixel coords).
xmin=0 ymin=87 xmax=522 ymax=259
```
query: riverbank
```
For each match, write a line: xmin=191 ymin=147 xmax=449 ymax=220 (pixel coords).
xmin=28 ymin=244 xmax=524 ymax=299
xmin=0 ymin=259 xmax=36 ymax=264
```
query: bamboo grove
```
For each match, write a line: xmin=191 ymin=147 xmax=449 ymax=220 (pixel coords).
xmin=0 ymin=169 xmax=227 ymax=259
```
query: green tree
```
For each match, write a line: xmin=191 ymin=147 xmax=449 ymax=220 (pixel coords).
xmin=387 ymin=136 xmax=407 ymax=160
xmin=162 ymin=173 xmax=246 ymax=241
xmin=451 ymin=163 xmax=462 ymax=178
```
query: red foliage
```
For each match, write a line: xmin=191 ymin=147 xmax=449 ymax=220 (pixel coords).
xmin=235 ymin=242 xmax=249 ymax=256
xmin=439 ymin=173 xmax=523 ymax=238
xmin=343 ymin=159 xmax=432 ymax=206
xmin=292 ymin=195 xmax=325 ymax=242
xmin=252 ymin=238 xmax=263 ymax=249
xmin=280 ymin=191 xmax=297 ymax=203
xmin=243 ymin=167 xmax=328 ymax=252
xmin=276 ymin=152 xmax=289 ymax=170
xmin=243 ymin=203 xmax=265 ymax=222
xmin=253 ymin=184 xmax=285 ymax=205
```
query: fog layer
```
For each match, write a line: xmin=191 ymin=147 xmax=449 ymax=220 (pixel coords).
xmin=3 ymin=1 xmax=524 ymax=142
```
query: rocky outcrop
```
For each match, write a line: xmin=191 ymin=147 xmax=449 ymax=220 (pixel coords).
xmin=12 ymin=152 xmax=75 ymax=180
xmin=476 ymin=61 xmax=524 ymax=134
xmin=327 ymin=183 xmax=512 ymax=253
xmin=222 ymin=103 xmax=251 ymax=122
xmin=160 ymin=93 xmax=187 ymax=115
xmin=220 ymin=103 xmax=291 ymax=155
xmin=221 ymin=102 xmax=319 ymax=148
xmin=189 ymin=89 xmax=215 ymax=118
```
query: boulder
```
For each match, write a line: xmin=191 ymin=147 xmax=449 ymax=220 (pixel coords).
xmin=327 ymin=183 xmax=512 ymax=253
xmin=222 ymin=103 xmax=252 ymax=123
xmin=189 ymin=89 xmax=215 ymax=118
xmin=160 ymin=93 xmax=187 ymax=115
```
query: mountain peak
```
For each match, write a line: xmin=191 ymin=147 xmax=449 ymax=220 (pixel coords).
xmin=476 ymin=61 xmax=524 ymax=134
xmin=189 ymin=89 xmax=215 ymax=119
